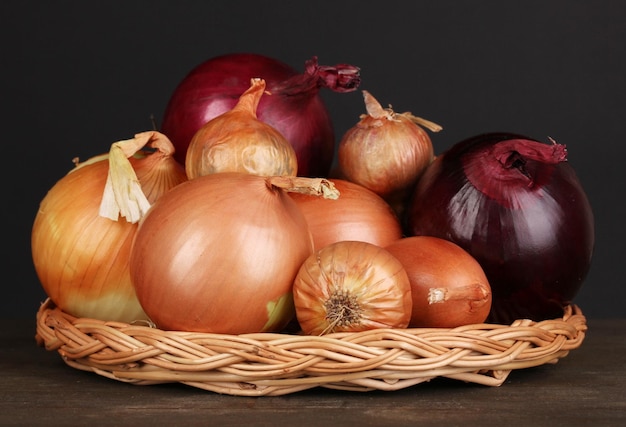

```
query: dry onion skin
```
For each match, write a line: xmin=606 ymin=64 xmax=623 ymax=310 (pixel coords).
xmin=385 ymin=236 xmax=492 ymax=328
xmin=293 ymin=240 xmax=412 ymax=335
xmin=337 ymin=90 xmax=441 ymax=215
xmin=31 ymin=131 xmax=186 ymax=322
xmin=288 ymin=178 xmax=403 ymax=251
xmin=129 ymin=173 xmax=338 ymax=334
xmin=185 ymin=78 xmax=298 ymax=179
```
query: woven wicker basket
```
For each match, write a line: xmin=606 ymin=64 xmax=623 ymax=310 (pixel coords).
xmin=35 ymin=298 xmax=587 ymax=396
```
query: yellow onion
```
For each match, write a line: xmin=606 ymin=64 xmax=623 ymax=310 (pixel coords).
xmin=293 ymin=240 xmax=412 ymax=335
xmin=185 ymin=78 xmax=298 ymax=179
xmin=130 ymin=174 xmax=339 ymax=334
xmin=385 ymin=236 xmax=492 ymax=328
xmin=289 ymin=179 xmax=402 ymax=251
xmin=31 ymin=131 xmax=187 ymax=322
xmin=337 ymin=90 xmax=441 ymax=215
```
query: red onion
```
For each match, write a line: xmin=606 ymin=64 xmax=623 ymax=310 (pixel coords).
xmin=160 ymin=53 xmax=361 ymax=177
xmin=405 ymin=133 xmax=595 ymax=324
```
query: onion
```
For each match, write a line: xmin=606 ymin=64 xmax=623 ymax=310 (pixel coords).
xmin=293 ymin=240 xmax=412 ymax=335
xmin=129 ymin=173 xmax=338 ymax=334
xmin=185 ymin=78 xmax=297 ymax=179
xmin=337 ymin=90 xmax=441 ymax=215
xmin=385 ymin=236 xmax=491 ymax=328
xmin=31 ymin=132 xmax=187 ymax=322
xmin=289 ymin=179 xmax=403 ymax=251
xmin=161 ymin=53 xmax=361 ymax=177
xmin=406 ymin=133 xmax=595 ymax=323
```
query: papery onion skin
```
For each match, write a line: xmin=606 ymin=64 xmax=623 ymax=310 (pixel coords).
xmin=289 ymin=179 xmax=403 ymax=251
xmin=160 ymin=53 xmax=361 ymax=177
xmin=31 ymin=147 xmax=186 ymax=323
xmin=31 ymin=132 xmax=186 ymax=323
xmin=385 ymin=236 xmax=491 ymax=328
xmin=338 ymin=91 xmax=436 ymax=196
xmin=32 ymin=160 xmax=143 ymax=322
xmin=293 ymin=240 xmax=412 ymax=335
xmin=406 ymin=133 xmax=595 ymax=324
xmin=130 ymin=172 xmax=315 ymax=334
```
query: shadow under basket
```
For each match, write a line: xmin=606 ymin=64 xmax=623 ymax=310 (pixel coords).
xmin=35 ymin=298 xmax=587 ymax=396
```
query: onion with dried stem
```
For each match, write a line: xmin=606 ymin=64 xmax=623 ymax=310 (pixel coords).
xmin=289 ymin=178 xmax=403 ymax=251
xmin=337 ymin=90 xmax=441 ymax=215
xmin=406 ymin=133 xmax=594 ymax=323
xmin=31 ymin=132 xmax=186 ymax=322
xmin=130 ymin=173 xmax=339 ymax=334
xmin=385 ymin=236 xmax=492 ymax=328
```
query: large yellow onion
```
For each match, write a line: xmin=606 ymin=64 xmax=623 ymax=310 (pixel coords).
xmin=129 ymin=173 xmax=337 ymax=334
xmin=31 ymin=132 xmax=187 ymax=322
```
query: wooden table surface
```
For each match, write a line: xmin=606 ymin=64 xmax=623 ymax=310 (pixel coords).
xmin=2 ymin=316 xmax=625 ymax=427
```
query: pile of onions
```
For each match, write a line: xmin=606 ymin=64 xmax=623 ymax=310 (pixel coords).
xmin=185 ymin=78 xmax=298 ymax=179
xmin=288 ymin=178 xmax=402 ymax=251
xmin=160 ymin=53 xmax=361 ymax=177
xmin=293 ymin=240 xmax=412 ymax=335
xmin=129 ymin=173 xmax=339 ymax=334
xmin=385 ymin=236 xmax=491 ymax=328
xmin=405 ymin=133 xmax=595 ymax=323
xmin=337 ymin=90 xmax=441 ymax=214
xmin=31 ymin=132 xmax=187 ymax=322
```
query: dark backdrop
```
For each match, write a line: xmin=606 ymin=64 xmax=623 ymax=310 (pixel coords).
xmin=3 ymin=1 xmax=625 ymax=318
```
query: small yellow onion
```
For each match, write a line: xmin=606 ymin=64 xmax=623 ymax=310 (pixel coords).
xmin=185 ymin=78 xmax=298 ymax=179
xmin=337 ymin=90 xmax=441 ymax=215
xmin=31 ymin=131 xmax=187 ymax=322
xmin=385 ymin=236 xmax=492 ymax=328
xmin=293 ymin=240 xmax=412 ymax=335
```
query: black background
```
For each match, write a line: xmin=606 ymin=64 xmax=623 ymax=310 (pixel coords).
xmin=3 ymin=1 xmax=624 ymax=319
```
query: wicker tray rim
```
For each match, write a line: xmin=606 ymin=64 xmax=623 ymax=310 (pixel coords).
xmin=35 ymin=298 xmax=587 ymax=396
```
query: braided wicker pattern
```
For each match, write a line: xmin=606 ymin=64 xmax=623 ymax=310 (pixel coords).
xmin=35 ymin=298 xmax=586 ymax=396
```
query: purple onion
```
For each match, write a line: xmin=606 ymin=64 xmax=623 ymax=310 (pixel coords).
xmin=406 ymin=132 xmax=595 ymax=324
xmin=160 ymin=53 xmax=361 ymax=177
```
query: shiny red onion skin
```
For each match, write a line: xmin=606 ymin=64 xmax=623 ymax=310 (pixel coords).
xmin=406 ymin=133 xmax=595 ymax=324
xmin=160 ymin=53 xmax=361 ymax=177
